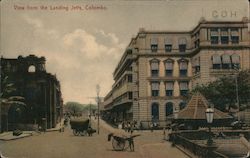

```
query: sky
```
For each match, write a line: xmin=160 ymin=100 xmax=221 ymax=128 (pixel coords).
xmin=0 ymin=0 xmax=249 ymax=104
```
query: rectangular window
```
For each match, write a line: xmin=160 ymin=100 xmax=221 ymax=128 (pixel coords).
xmin=179 ymin=61 xmax=188 ymax=77
xmin=151 ymin=61 xmax=159 ymax=77
xmin=166 ymin=82 xmax=173 ymax=96
xmin=231 ymin=36 xmax=239 ymax=44
xmin=151 ymin=45 xmax=158 ymax=52
xmin=151 ymin=70 xmax=159 ymax=77
xmin=222 ymin=64 xmax=230 ymax=69
xmin=213 ymin=64 xmax=221 ymax=69
xmin=195 ymin=66 xmax=200 ymax=73
xmin=221 ymin=36 xmax=229 ymax=44
xmin=211 ymin=36 xmax=219 ymax=44
xmin=165 ymin=70 xmax=173 ymax=77
xmin=165 ymin=45 xmax=172 ymax=52
xmin=180 ymin=70 xmax=187 ymax=77
xmin=128 ymin=75 xmax=132 ymax=82
xmin=128 ymin=92 xmax=133 ymax=99
xmin=180 ymin=82 xmax=189 ymax=96
xmin=165 ymin=62 xmax=173 ymax=77
xmin=151 ymin=82 xmax=159 ymax=97
xmin=179 ymin=44 xmax=186 ymax=52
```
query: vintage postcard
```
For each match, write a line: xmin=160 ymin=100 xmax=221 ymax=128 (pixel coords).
xmin=0 ymin=0 xmax=250 ymax=157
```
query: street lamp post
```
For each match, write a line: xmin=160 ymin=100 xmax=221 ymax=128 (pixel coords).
xmin=206 ymin=108 xmax=214 ymax=146
xmin=233 ymin=64 xmax=240 ymax=121
xmin=96 ymin=84 xmax=100 ymax=135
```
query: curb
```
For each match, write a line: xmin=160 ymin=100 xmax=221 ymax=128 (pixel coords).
xmin=0 ymin=133 xmax=33 ymax=141
xmin=175 ymin=144 xmax=196 ymax=158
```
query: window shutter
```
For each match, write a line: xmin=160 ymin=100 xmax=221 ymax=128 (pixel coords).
xmin=166 ymin=82 xmax=174 ymax=90
xmin=178 ymin=37 xmax=187 ymax=45
xmin=164 ymin=38 xmax=172 ymax=45
xmin=231 ymin=30 xmax=239 ymax=36
xmin=151 ymin=38 xmax=158 ymax=45
xmin=165 ymin=62 xmax=173 ymax=70
xmin=152 ymin=82 xmax=159 ymax=90
xmin=151 ymin=62 xmax=159 ymax=70
xmin=221 ymin=31 xmax=228 ymax=36
xmin=211 ymin=31 xmax=219 ymax=36
xmin=179 ymin=61 xmax=188 ymax=70
xmin=180 ymin=82 xmax=188 ymax=90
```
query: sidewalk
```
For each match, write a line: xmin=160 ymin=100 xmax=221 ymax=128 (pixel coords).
xmin=46 ymin=119 xmax=65 ymax=132
xmin=0 ymin=131 xmax=33 ymax=141
xmin=0 ymin=119 xmax=65 ymax=141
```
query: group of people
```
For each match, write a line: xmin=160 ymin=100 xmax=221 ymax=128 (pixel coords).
xmin=119 ymin=120 xmax=137 ymax=134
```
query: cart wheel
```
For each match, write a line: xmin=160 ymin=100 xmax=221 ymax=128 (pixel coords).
xmin=80 ymin=130 xmax=87 ymax=136
xmin=112 ymin=138 xmax=125 ymax=151
xmin=73 ymin=129 xmax=80 ymax=136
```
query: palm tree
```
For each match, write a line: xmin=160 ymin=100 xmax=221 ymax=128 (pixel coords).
xmin=0 ymin=76 xmax=26 ymax=132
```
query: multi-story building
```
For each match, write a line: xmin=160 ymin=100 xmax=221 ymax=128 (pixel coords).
xmin=0 ymin=55 xmax=63 ymax=131
xmin=102 ymin=18 xmax=250 ymax=127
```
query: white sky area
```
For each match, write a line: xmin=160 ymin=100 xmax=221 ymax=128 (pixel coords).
xmin=0 ymin=0 xmax=249 ymax=104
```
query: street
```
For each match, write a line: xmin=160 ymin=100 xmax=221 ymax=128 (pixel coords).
xmin=0 ymin=119 xmax=188 ymax=158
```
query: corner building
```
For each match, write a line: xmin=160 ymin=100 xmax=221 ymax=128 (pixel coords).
xmin=102 ymin=19 xmax=250 ymax=127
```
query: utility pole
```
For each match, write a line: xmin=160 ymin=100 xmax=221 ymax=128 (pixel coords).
xmin=96 ymin=84 xmax=100 ymax=134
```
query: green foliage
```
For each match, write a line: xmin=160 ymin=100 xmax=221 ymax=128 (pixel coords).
xmin=0 ymin=76 xmax=25 ymax=107
xmin=64 ymin=102 xmax=97 ymax=114
xmin=193 ymin=70 xmax=250 ymax=111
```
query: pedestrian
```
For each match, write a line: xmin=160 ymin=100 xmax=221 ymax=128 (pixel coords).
xmin=127 ymin=122 xmax=131 ymax=133
xmin=128 ymin=136 xmax=134 ymax=152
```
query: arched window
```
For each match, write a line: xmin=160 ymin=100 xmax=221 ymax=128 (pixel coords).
xmin=179 ymin=102 xmax=187 ymax=110
xmin=151 ymin=103 xmax=159 ymax=120
xmin=150 ymin=59 xmax=159 ymax=77
xmin=165 ymin=102 xmax=173 ymax=117
xmin=164 ymin=59 xmax=174 ymax=76
xmin=28 ymin=65 xmax=36 ymax=73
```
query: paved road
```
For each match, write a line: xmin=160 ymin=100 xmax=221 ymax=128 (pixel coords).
xmin=0 ymin=118 xmax=188 ymax=158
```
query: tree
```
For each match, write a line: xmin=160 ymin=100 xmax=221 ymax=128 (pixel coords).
xmin=0 ymin=76 xmax=26 ymax=132
xmin=192 ymin=70 xmax=250 ymax=111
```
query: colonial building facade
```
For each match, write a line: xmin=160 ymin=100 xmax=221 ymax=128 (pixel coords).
xmin=102 ymin=19 xmax=250 ymax=126
xmin=0 ymin=55 xmax=63 ymax=131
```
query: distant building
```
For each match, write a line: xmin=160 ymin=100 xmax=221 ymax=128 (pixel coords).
xmin=102 ymin=19 xmax=250 ymax=125
xmin=0 ymin=55 xmax=63 ymax=131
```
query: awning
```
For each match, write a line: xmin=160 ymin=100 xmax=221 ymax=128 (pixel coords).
xmin=231 ymin=54 xmax=240 ymax=64
xmin=222 ymin=54 xmax=231 ymax=64
xmin=212 ymin=55 xmax=221 ymax=64
xmin=164 ymin=38 xmax=172 ymax=45
xmin=151 ymin=38 xmax=158 ymax=45
xmin=178 ymin=37 xmax=187 ymax=45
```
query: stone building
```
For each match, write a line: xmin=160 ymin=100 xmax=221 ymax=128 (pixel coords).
xmin=0 ymin=55 xmax=63 ymax=131
xmin=102 ymin=18 xmax=250 ymax=126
